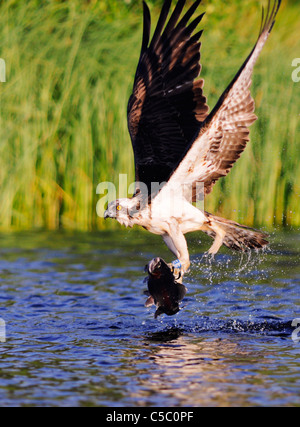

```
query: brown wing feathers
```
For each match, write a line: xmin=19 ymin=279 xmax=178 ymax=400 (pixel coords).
xmin=127 ymin=0 xmax=209 ymax=193
xmin=128 ymin=0 xmax=281 ymax=199
xmin=201 ymin=0 xmax=281 ymax=195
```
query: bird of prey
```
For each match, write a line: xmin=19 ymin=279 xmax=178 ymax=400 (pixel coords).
xmin=104 ymin=0 xmax=281 ymax=275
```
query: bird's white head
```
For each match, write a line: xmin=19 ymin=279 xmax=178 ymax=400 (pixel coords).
xmin=104 ymin=198 xmax=139 ymax=228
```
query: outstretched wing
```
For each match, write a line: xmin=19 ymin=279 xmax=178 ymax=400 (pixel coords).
xmin=127 ymin=0 xmax=209 ymax=195
xmin=159 ymin=0 xmax=281 ymax=201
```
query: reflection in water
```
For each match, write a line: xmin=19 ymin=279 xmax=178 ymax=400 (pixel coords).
xmin=132 ymin=332 xmax=245 ymax=406
xmin=147 ymin=335 xmax=239 ymax=406
xmin=128 ymin=329 xmax=296 ymax=407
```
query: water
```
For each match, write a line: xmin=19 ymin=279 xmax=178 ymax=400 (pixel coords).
xmin=0 ymin=230 xmax=299 ymax=407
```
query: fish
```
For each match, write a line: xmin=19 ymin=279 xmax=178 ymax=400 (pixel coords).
xmin=144 ymin=257 xmax=187 ymax=319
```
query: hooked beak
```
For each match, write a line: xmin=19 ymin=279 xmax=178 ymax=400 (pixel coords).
xmin=104 ymin=210 xmax=110 ymax=219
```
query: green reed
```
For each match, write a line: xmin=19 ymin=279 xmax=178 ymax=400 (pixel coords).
xmin=0 ymin=0 xmax=298 ymax=231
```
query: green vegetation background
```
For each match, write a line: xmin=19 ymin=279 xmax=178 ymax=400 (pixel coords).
xmin=0 ymin=0 xmax=299 ymax=231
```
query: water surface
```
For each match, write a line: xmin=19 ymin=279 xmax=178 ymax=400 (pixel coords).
xmin=0 ymin=230 xmax=299 ymax=407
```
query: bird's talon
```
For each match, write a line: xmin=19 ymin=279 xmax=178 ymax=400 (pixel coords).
xmin=172 ymin=259 xmax=182 ymax=270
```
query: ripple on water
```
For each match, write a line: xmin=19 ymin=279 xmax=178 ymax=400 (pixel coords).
xmin=0 ymin=231 xmax=299 ymax=407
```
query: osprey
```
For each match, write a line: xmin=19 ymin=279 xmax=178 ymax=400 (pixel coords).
xmin=105 ymin=0 xmax=281 ymax=275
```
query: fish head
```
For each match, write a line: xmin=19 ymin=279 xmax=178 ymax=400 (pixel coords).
xmin=146 ymin=257 xmax=173 ymax=280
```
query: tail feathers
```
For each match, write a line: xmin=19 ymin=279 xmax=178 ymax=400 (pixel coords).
xmin=204 ymin=213 xmax=269 ymax=252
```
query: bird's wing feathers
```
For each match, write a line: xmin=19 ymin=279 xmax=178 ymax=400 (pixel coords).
xmin=160 ymin=0 xmax=281 ymax=201
xmin=127 ymin=0 xmax=209 ymax=195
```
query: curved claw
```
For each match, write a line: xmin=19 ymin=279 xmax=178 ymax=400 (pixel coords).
xmin=169 ymin=260 xmax=186 ymax=284
xmin=202 ymin=252 xmax=215 ymax=262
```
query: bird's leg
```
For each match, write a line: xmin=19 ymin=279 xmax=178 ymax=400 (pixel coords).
xmin=207 ymin=224 xmax=226 ymax=255
xmin=163 ymin=224 xmax=190 ymax=278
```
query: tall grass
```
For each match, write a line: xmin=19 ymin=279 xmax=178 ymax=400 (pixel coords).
xmin=0 ymin=0 xmax=299 ymax=231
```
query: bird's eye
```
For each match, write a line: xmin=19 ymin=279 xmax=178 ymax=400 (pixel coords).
xmin=117 ymin=206 xmax=122 ymax=211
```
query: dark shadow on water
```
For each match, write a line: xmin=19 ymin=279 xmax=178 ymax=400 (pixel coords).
xmin=146 ymin=328 xmax=185 ymax=342
xmin=145 ymin=318 xmax=294 ymax=343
